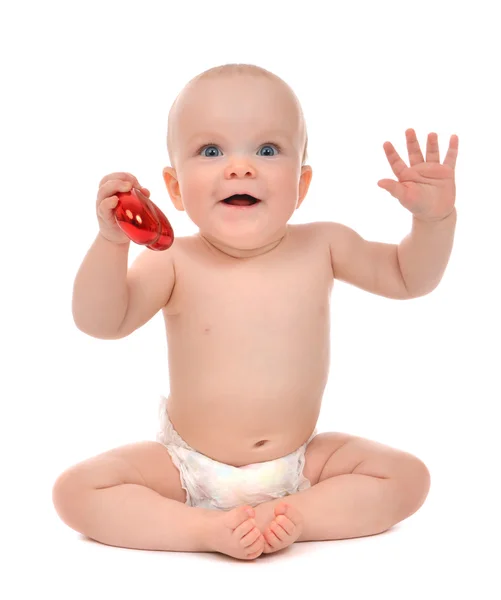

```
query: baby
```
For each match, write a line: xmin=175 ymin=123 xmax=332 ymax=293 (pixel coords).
xmin=52 ymin=63 xmax=458 ymax=560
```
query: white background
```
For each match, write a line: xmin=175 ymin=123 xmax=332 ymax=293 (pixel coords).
xmin=1 ymin=0 xmax=500 ymax=598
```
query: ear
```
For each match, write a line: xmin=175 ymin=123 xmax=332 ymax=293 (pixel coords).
xmin=296 ymin=165 xmax=313 ymax=209
xmin=163 ymin=167 xmax=184 ymax=211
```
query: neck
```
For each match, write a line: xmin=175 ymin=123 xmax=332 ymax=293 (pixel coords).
xmin=198 ymin=227 xmax=289 ymax=259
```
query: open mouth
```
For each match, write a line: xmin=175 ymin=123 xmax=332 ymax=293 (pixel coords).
xmin=221 ymin=194 xmax=261 ymax=206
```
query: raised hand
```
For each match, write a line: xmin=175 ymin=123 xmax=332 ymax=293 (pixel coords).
xmin=377 ymin=129 xmax=458 ymax=222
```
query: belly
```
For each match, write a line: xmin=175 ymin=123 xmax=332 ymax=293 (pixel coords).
xmin=164 ymin=339 xmax=329 ymax=466
xmin=165 ymin=392 xmax=323 ymax=467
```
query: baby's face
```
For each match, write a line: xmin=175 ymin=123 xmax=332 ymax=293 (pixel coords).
xmin=163 ymin=75 xmax=312 ymax=253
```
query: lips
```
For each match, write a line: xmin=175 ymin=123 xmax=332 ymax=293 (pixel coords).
xmin=222 ymin=194 xmax=261 ymax=206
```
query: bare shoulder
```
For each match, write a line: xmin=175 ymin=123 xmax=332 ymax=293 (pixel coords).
xmin=299 ymin=219 xmax=342 ymax=261
xmin=307 ymin=220 xmax=370 ymax=265
xmin=288 ymin=221 xmax=335 ymax=245
xmin=278 ymin=222 xmax=334 ymax=279
xmin=299 ymin=220 xmax=345 ymax=241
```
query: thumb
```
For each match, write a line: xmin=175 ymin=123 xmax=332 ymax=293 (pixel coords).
xmin=377 ymin=179 xmax=406 ymax=200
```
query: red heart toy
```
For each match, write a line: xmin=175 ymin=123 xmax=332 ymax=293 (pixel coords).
xmin=115 ymin=188 xmax=174 ymax=251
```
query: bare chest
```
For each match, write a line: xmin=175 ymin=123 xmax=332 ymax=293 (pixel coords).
xmin=165 ymin=225 xmax=333 ymax=361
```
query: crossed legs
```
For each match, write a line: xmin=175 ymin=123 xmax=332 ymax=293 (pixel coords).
xmin=52 ymin=433 xmax=430 ymax=558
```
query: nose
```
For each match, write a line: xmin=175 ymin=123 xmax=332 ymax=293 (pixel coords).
xmin=224 ymin=157 xmax=256 ymax=179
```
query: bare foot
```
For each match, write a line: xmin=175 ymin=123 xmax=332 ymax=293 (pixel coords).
xmin=204 ymin=505 xmax=265 ymax=560
xmin=260 ymin=502 xmax=304 ymax=554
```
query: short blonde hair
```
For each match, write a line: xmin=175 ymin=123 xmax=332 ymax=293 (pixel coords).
xmin=167 ymin=63 xmax=308 ymax=166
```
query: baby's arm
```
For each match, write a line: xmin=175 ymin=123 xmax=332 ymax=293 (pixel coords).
xmin=72 ymin=233 xmax=175 ymax=339
xmin=323 ymin=210 xmax=456 ymax=299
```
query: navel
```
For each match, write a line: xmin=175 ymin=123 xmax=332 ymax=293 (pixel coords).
xmin=254 ymin=440 xmax=268 ymax=448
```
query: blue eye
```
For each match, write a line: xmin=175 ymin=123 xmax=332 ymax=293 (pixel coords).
xmin=258 ymin=144 xmax=279 ymax=157
xmin=200 ymin=145 xmax=221 ymax=157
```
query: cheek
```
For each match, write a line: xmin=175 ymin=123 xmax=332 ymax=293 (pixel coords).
xmin=274 ymin=169 xmax=301 ymax=197
xmin=180 ymin=164 xmax=213 ymax=195
xmin=270 ymin=161 xmax=299 ymax=183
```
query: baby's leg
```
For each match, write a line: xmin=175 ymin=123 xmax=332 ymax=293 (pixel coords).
xmin=52 ymin=441 xmax=213 ymax=552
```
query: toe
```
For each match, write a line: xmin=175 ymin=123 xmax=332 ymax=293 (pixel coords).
xmin=239 ymin=524 xmax=261 ymax=547
xmin=269 ymin=520 xmax=287 ymax=542
xmin=244 ymin=532 xmax=265 ymax=555
xmin=275 ymin=502 xmax=289 ymax=516
xmin=275 ymin=514 xmax=294 ymax=535
xmin=275 ymin=502 xmax=302 ymax=527
xmin=226 ymin=505 xmax=254 ymax=530
xmin=234 ymin=517 xmax=257 ymax=540
xmin=246 ymin=540 xmax=265 ymax=559
xmin=264 ymin=527 xmax=281 ymax=547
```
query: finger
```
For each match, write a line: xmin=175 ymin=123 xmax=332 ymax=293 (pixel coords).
xmin=382 ymin=141 xmax=408 ymax=179
xmin=443 ymin=134 xmax=459 ymax=169
xmin=97 ymin=179 xmax=132 ymax=203
xmin=377 ymin=178 xmax=407 ymax=199
xmin=405 ymin=128 xmax=425 ymax=166
xmin=99 ymin=172 xmax=140 ymax=188
xmin=425 ymin=132 xmax=440 ymax=163
xmin=97 ymin=195 xmax=120 ymax=219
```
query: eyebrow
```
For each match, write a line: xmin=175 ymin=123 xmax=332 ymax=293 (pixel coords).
xmin=187 ymin=130 xmax=290 ymax=145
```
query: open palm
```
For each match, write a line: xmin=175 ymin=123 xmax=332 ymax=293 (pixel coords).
xmin=378 ymin=129 xmax=458 ymax=222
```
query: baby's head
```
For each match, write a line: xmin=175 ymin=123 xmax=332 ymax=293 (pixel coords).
xmin=163 ymin=64 xmax=312 ymax=256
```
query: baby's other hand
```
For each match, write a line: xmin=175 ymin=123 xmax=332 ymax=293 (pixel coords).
xmin=95 ymin=172 xmax=150 ymax=244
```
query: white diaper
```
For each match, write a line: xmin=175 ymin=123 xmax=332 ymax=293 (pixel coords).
xmin=156 ymin=396 xmax=317 ymax=511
